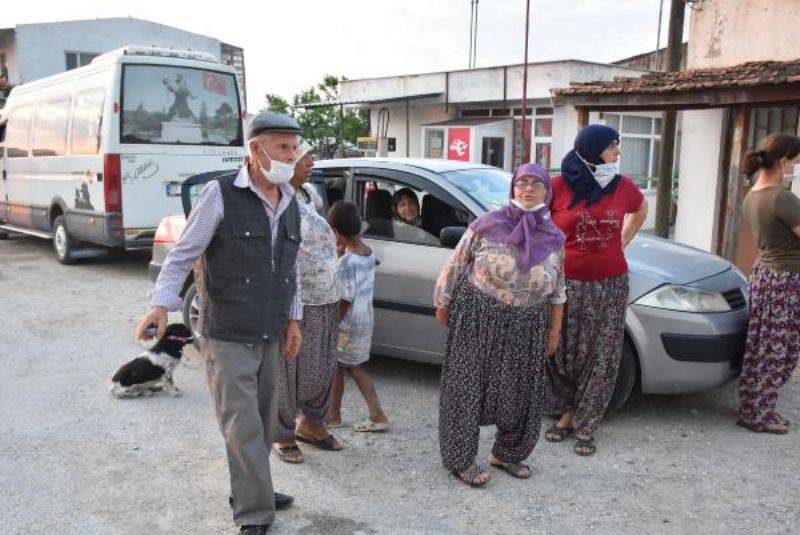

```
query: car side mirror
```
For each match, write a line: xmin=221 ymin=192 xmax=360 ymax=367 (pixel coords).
xmin=440 ymin=226 xmax=467 ymax=249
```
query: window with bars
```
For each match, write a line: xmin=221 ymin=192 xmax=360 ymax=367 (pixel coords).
xmin=748 ymin=106 xmax=800 ymax=150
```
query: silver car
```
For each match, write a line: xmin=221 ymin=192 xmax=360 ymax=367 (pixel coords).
xmin=149 ymin=158 xmax=749 ymax=410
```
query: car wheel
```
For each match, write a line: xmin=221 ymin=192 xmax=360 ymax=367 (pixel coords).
xmin=53 ymin=215 xmax=78 ymax=265
xmin=606 ymin=338 xmax=639 ymax=413
xmin=182 ymin=283 xmax=201 ymax=349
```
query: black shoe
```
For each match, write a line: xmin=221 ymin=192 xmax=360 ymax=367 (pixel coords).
xmin=229 ymin=493 xmax=294 ymax=511
xmin=240 ymin=525 xmax=268 ymax=535
xmin=275 ymin=492 xmax=294 ymax=511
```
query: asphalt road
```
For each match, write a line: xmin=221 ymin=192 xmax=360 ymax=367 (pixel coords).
xmin=1 ymin=234 xmax=799 ymax=534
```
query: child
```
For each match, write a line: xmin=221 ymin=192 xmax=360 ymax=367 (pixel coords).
xmin=326 ymin=201 xmax=390 ymax=432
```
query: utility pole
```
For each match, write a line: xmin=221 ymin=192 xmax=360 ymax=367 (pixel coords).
xmin=654 ymin=0 xmax=684 ymax=238
xmin=520 ymin=0 xmax=531 ymax=163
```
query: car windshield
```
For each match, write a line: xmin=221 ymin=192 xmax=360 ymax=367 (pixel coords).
xmin=441 ymin=168 xmax=511 ymax=212
xmin=121 ymin=65 xmax=243 ymax=146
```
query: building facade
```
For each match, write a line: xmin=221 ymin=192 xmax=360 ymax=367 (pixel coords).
xmin=676 ymin=0 xmax=800 ymax=265
xmin=0 ymin=17 xmax=246 ymax=107
xmin=339 ymin=60 xmax=653 ymax=174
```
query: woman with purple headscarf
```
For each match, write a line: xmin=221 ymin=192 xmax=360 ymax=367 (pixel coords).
xmin=433 ymin=163 xmax=566 ymax=487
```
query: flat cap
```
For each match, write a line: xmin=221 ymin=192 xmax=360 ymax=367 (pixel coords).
xmin=247 ymin=111 xmax=302 ymax=139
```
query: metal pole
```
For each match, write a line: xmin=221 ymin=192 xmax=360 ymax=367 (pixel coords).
xmin=655 ymin=0 xmax=665 ymax=71
xmin=469 ymin=0 xmax=475 ymax=68
xmin=473 ymin=0 xmax=479 ymax=68
xmin=520 ymin=0 xmax=531 ymax=164
xmin=654 ymin=0 xmax=685 ymax=238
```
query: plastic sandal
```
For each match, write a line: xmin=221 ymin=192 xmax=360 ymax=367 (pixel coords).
xmin=574 ymin=437 xmax=597 ymax=456
xmin=452 ymin=463 xmax=491 ymax=487
xmin=489 ymin=457 xmax=532 ymax=479
xmin=353 ymin=419 xmax=390 ymax=433
xmin=545 ymin=425 xmax=574 ymax=443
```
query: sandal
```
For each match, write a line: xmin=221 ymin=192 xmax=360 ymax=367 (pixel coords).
xmin=488 ymin=456 xmax=531 ymax=479
xmin=295 ymin=433 xmax=345 ymax=451
xmin=353 ymin=419 xmax=390 ymax=433
xmin=273 ymin=443 xmax=304 ymax=463
xmin=736 ymin=419 xmax=789 ymax=435
xmin=545 ymin=425 xmax=574 ymax=443
xmin=574 ymin=437 xmax=597 ymax=456
xmin=452 ymin=463 xmax=491 ymax=487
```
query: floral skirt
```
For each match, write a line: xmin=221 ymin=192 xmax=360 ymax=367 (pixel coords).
xmin=738 ymin=262 xmax=800 ymax=429
xmin=545 ymin=275 xmax=628 ymax=438
xmin=438 ymin=281 xmax=548 ymax=472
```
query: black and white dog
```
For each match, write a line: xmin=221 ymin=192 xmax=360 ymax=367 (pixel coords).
xmin=109 ymin=323 xmax=193 ymax=399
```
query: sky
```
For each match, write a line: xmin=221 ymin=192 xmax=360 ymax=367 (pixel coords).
xmin=2 ymin=0 xmax=680 ymax=111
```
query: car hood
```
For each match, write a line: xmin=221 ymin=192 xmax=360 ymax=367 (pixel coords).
xmin=627 ymin=234 xmax=732 ymax=290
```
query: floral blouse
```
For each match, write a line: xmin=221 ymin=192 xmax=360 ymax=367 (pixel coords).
xmin=434 ymin=228 xmax=566 ymax=309
xmin=297 ymin=184 xmax=339 ymax=306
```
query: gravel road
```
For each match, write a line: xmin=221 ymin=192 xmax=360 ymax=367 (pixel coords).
xmin=1 ymin=234 xmax=798 ymax=534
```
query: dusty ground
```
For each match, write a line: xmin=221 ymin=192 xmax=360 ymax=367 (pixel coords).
xmin=1 ymin=234 xmax=799 ymax=535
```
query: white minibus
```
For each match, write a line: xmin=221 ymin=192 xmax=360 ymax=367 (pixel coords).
xmin=0 ymin=46 xmax=246 ymax=263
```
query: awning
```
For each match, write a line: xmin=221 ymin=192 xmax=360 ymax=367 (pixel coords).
xmin=551 ymin=59 xmax=800 ymax=111
xmin=295 ymin=92 xmax=443 ymax=109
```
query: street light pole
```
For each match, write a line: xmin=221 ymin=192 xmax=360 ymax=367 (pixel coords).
xmin=520 ymin=0 xmax=531 ymax=164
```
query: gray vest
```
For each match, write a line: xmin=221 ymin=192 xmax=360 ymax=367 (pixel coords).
xmin=200 ymin=173 xmax=301 ymax=344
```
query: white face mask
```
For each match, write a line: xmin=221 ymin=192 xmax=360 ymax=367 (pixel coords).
xmin=257 ymin=146 xmax=295 ymax=185
xmin=577 ymin=151 xmax=619 ymax=189
xmin=511 ymin=199 xmax=546 ymax=213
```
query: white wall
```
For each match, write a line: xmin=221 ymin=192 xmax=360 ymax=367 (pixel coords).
xmin=368 ymin=101 xmax=455 ymax=158
xmin=688 ymin=0 xmax=800 ymax=68
xmin=14 ymin=19 xmax=222 ymax=84
xmin=674 ymin=109 xmax=727 ymax=251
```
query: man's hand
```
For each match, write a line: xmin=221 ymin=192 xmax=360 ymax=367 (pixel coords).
xmin=296 ymin=154 xmax=314 ymax=180
xmin=135 ymin=306 xmax=168 ymax=341
xmin=435 ymin=307 xmax=449 ymax=327
xmin=283 ymin=320 xmax=302 ymax=360
xmin=546 ymin=328 xmax=561 ymax=358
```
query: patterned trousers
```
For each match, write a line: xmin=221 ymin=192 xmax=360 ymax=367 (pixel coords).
xmin=276 ymin=302 xmax=338 ymax=441
xmin=738 ymin=262 xmax=800 ymax=429
xmin=545 ymin=275 xmax=628 ymax=438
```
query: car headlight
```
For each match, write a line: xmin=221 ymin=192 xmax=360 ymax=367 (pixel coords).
xmin=635 ymin=285 xmax=732 ymax=313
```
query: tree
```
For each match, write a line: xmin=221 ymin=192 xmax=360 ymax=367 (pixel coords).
xmin=265 ymin=94 xmax=291 ymax=115
xmin=261 ymin=75 xmax=369 ymax=157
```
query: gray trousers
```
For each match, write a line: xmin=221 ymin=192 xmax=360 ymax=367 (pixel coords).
xmin=205 ymin=337 xmax=280 ymax=527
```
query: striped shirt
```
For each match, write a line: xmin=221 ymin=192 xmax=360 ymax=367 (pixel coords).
xmin=150 ymin=166 xmax=303 ymax=320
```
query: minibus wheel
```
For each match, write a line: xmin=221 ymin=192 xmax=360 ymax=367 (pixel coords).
xmin=53 ymin=215 xmax=77 ymax=265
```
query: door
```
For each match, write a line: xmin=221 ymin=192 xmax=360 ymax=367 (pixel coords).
xmin=352 ymin=168 xmax=471 ymax=363
xmin=481 ymin=137 xmax=505 ymax=169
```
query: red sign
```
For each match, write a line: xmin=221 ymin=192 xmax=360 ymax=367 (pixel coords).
xmin=203 ymin=72 xmax=228 ymax=96
xmin=447 ymin=128 xmax=471 ymax=161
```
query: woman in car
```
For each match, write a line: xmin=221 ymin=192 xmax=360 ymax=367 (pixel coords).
xmin=544 ymin=124 xmax=648 ymax=456
xmin=392 ymin=188 xmax=423 ymax=227
xmin=274 ymin=153 xmax=344 ymax=463
xmin=737 ymin=133 xmax=800 ymax=434
xmin=433 ymin=163 xmax=566 ymax=487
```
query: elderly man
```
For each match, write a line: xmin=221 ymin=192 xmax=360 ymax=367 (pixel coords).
xmin=135 ymin=111 xmax=304 ymax=534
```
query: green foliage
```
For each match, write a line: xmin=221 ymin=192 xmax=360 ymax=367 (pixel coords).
xmin=262 ymin=75 xmax=369 ymax=155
